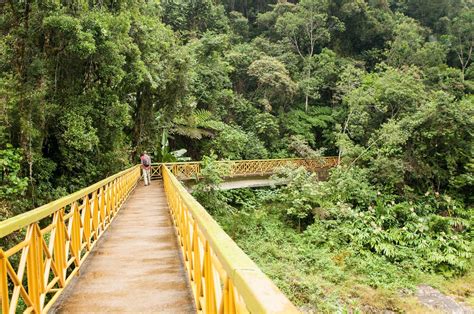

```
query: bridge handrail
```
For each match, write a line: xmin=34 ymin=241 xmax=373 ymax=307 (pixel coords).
xmin=0 ymin=165 xmax=141 ymax=313
xmin=153 ymin=156 xmax=338 ymax=180
xmin=155 ymin=156 xmax=337 ymax=164
xmin=162 ymin=165 xmax=299 ymax=313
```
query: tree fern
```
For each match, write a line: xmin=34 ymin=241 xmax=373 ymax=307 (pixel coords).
xmin=172 ymin=108 xmax=225 ymax=139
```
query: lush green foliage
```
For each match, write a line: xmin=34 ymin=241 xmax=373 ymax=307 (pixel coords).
xmin=2 ymin=1 xmax=472 ymax=206
xmin=192 ymin=154 xmax=230 ymax=211
xmin=212 ymin=166 xmax=473 ymax=311
xmin=0 ymin=146 xmax=27 ymax=201
xmin=1 ymin=0 xmax=473 ymax=310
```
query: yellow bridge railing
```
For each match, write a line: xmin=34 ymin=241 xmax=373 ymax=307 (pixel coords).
xmin=0 ymin=166 xmax=141 ymax=313
xmin=152 ymin=157 xmax=339 ymax=180
xmin=162 ymin=165 xmax=299 ymax=313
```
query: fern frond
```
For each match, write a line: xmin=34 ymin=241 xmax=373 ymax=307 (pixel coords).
xmin=172 ymin=125 xmax=214 ymax=139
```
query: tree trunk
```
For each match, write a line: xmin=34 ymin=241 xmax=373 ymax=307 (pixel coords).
xmin=304 ymin=64 xmax=311 ymax=112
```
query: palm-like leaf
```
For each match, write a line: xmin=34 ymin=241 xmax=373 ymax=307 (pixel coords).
xmin=171 ymin=109 xmax=225 ymax=139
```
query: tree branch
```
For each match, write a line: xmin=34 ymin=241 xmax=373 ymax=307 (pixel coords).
xmin=292 ymin=36 xmax=304 ymax=59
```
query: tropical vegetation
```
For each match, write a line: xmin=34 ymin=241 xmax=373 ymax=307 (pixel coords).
xmin=1 ymin=0 xmax=473 ymax=311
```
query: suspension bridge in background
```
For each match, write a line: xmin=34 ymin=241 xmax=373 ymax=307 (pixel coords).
xmin=0 ymin=157 xmax=338 ymax=314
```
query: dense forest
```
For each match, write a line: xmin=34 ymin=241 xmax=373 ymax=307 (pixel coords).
xmin=1 ymin=0 xmax=473 ymax=311
xmin=1 ymin=0 xmax=473 ymax=212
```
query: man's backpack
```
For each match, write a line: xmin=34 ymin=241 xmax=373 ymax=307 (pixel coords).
xmin=142 ymin=157 xmax=150 ymax=167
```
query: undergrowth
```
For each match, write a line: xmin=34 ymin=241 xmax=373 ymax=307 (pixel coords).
xmin=206 ymin=166 xmax=473 ymax=313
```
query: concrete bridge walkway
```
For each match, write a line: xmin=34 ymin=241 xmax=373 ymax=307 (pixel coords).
xmin=51 ymin=182 xmax=194 ymax=313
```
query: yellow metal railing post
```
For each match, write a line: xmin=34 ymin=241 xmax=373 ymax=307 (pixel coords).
xmin=26 ymin=224 xmax=43 ymax=312
xmin=70 ymin=203 xmax=81 ymax=267
xmin=83 ymin=195 xmax=92 ymax=250
xmin=105 ymin=184 xmax=111 ymax=221
xmin=204 ymin=241 xmax=217 ymax=314
xmin=92 ymin=191 xmax=99 ymax=240
xmin=99 ymin=187 xmax=106 ymax=229
xmin=53 ymin=210 xmax=67 ymax=287
xmin=0 ymin=249 xmax=9 ymax=313
xmin=192 ymin=222 xmax=203 ymax=310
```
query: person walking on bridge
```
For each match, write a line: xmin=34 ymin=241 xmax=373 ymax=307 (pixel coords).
xmin=140 ymin=151 xmax=152 ymax=186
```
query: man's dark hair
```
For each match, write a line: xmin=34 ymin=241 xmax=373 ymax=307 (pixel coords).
xmin=140 ymin=153 xmax=144 ymax=157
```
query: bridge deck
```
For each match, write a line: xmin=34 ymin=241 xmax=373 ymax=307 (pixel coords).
xmin=51 ymin=182 xmax=194 ymax=313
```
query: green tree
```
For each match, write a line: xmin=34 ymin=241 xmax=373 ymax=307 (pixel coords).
xmin=206 ymin=125 xmax=268 ymax=160
xmin=445 ymin=10 xmax=474 ymax=80
xmin=247 ymin=56 xmax=297 ymax=111
xmin=273 ymin=0 xmax=344 ymax=111
xmin=161 ymin=0 xmax=229 ymax=36
xmin=339 ymin=66 xmax=473 ymax=195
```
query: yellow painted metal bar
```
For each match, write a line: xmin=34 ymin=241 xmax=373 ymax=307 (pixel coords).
xmin=83 ymin=196 xmax=91 ymax=250
xmin=92 ymin=191 xmax=99 ymax=240
xmin=162 ymin=165 xmax=299 ymax=313
xmin=0 ymin=250 xmax=9 ymax=313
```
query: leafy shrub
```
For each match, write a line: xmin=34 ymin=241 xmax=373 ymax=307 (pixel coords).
xmin=270 ymin=166 xmax=322 ymax=230
xmin=0 ymin=145 xmax=28 ymax=199
xmin=192 ymin=154 xmax=230 ymax=213
xmin=207 ymin=125 xmax=268 ymax=160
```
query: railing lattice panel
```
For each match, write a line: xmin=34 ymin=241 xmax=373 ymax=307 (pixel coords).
xmin=153 ymin=157 xmax=338 ymax=180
